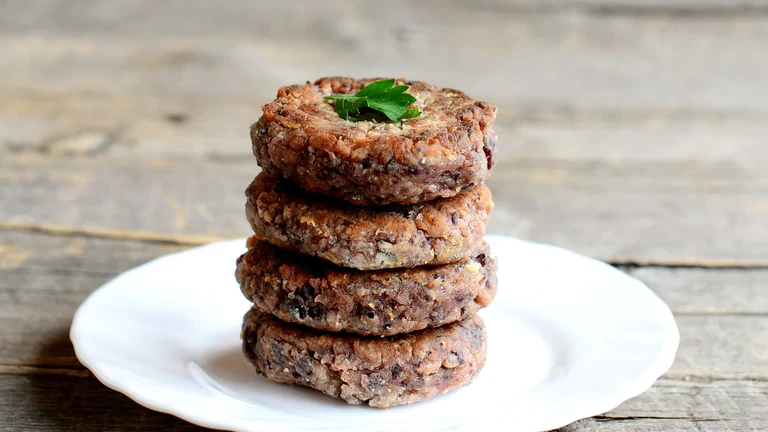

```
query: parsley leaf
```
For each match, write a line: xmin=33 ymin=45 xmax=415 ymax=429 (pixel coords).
xmin=323 ymin=79 xmax=421 ymax=122
xmin=401 ymin=106 xmax=422 ymax=119
xmin=332 ymin=96 xmax=366 ymax=120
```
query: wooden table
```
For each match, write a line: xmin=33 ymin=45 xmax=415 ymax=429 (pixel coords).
xmin=2 ymin=1 xmax=766 ymax=430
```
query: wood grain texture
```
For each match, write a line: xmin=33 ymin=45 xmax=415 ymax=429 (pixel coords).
xmin=631 ymin=267 xmax=768 ymax=314
xmin=2 ymin=230 xmax=767 ymax=379
xmin=671 ymin=315 xmax=768 ymax=380
xmin=4 ymin=92 xmax=768 ymax=168
xmin=1 ymin=1 xmax=766 ymax=430
xmin=489 ymin=161 xmax=768 ymax=264
xmin=0 ymin=229 xmax=186 ymax=367
xmin=0 ymin=374 xmax=206 ymax=432
xmin=0 ymin=374 xmax=765 ymax=432
xmin=4 ymin=0 xmax=768 ymax=23
xmin=3 ymin=155 xmax=766 ymax=264
xmin=605 ymin=379 xmax=768 ymax=421
xmin=564 ymin=418 xmax=768 ymax=432
xmin=1 ymin=1 xmax=768 ymax=117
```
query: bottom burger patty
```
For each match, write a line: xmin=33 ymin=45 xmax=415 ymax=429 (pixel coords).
xmin=241 ymin=309 xmax=487 ymax=408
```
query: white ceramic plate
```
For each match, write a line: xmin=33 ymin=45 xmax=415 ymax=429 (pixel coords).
xmin=71 ymin=235 xmax=679 ymax=432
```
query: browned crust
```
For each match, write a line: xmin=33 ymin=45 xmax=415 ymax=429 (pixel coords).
xmin=245 ymin=173 xmax=493 ymax=270
xmin=242 ymin=309 xmax=487 ymax=408
xmin=235 ymin=239 xmax=497 ymax=336
xmin=251 ymin=77 xmax=497 ymax=205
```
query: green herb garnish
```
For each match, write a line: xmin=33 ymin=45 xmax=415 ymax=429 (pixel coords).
xmin=323 ymin=79 xmax=422 ymax=122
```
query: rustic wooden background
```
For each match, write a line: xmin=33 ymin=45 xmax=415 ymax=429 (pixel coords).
xmin=1 ymin=1 xmax=767 ymax=431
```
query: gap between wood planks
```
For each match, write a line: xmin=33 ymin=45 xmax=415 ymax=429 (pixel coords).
xmin=592 ymin=416 xmax=721 ymax=422
xmin=583 ymin=4 xmax=768 ymax=19
xmin=3 ymin=220 xmax=768 ymax=269
xmin=458 ymin=1 xmax=768 ymax=19
xmin=0 ymin=364 xmax=90 ymax=377
xmin=0 ymin=221 xmax=225 ymax=246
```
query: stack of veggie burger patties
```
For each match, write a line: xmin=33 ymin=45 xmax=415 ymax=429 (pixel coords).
xmin=236 ymin=77 xmax=499 ymax=408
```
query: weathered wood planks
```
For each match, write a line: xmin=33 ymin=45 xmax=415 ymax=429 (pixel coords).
xmin=4 ymin=92 xmax=768 ymax=168
xmin=631 ymin=267 xmax=768 ymax=314
xmin=0 ymin=373 xmax=765 ymax=432
xmin=0 ymin=229 xmax=187 ymax=367
xmin=1 ymin=0 xmax=766 ymax=430
xmin=2 ymin=156 xmax=766 ymax=264
xmin=0 ymin=374 xmax=206 ymax=431
xmin=2 ymin=1 xmax=768 ymax=116
xmin=2 ymin=229 xmax=766 ymax=377
xmin=564 ymin=418 xmax=768 ymax=432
